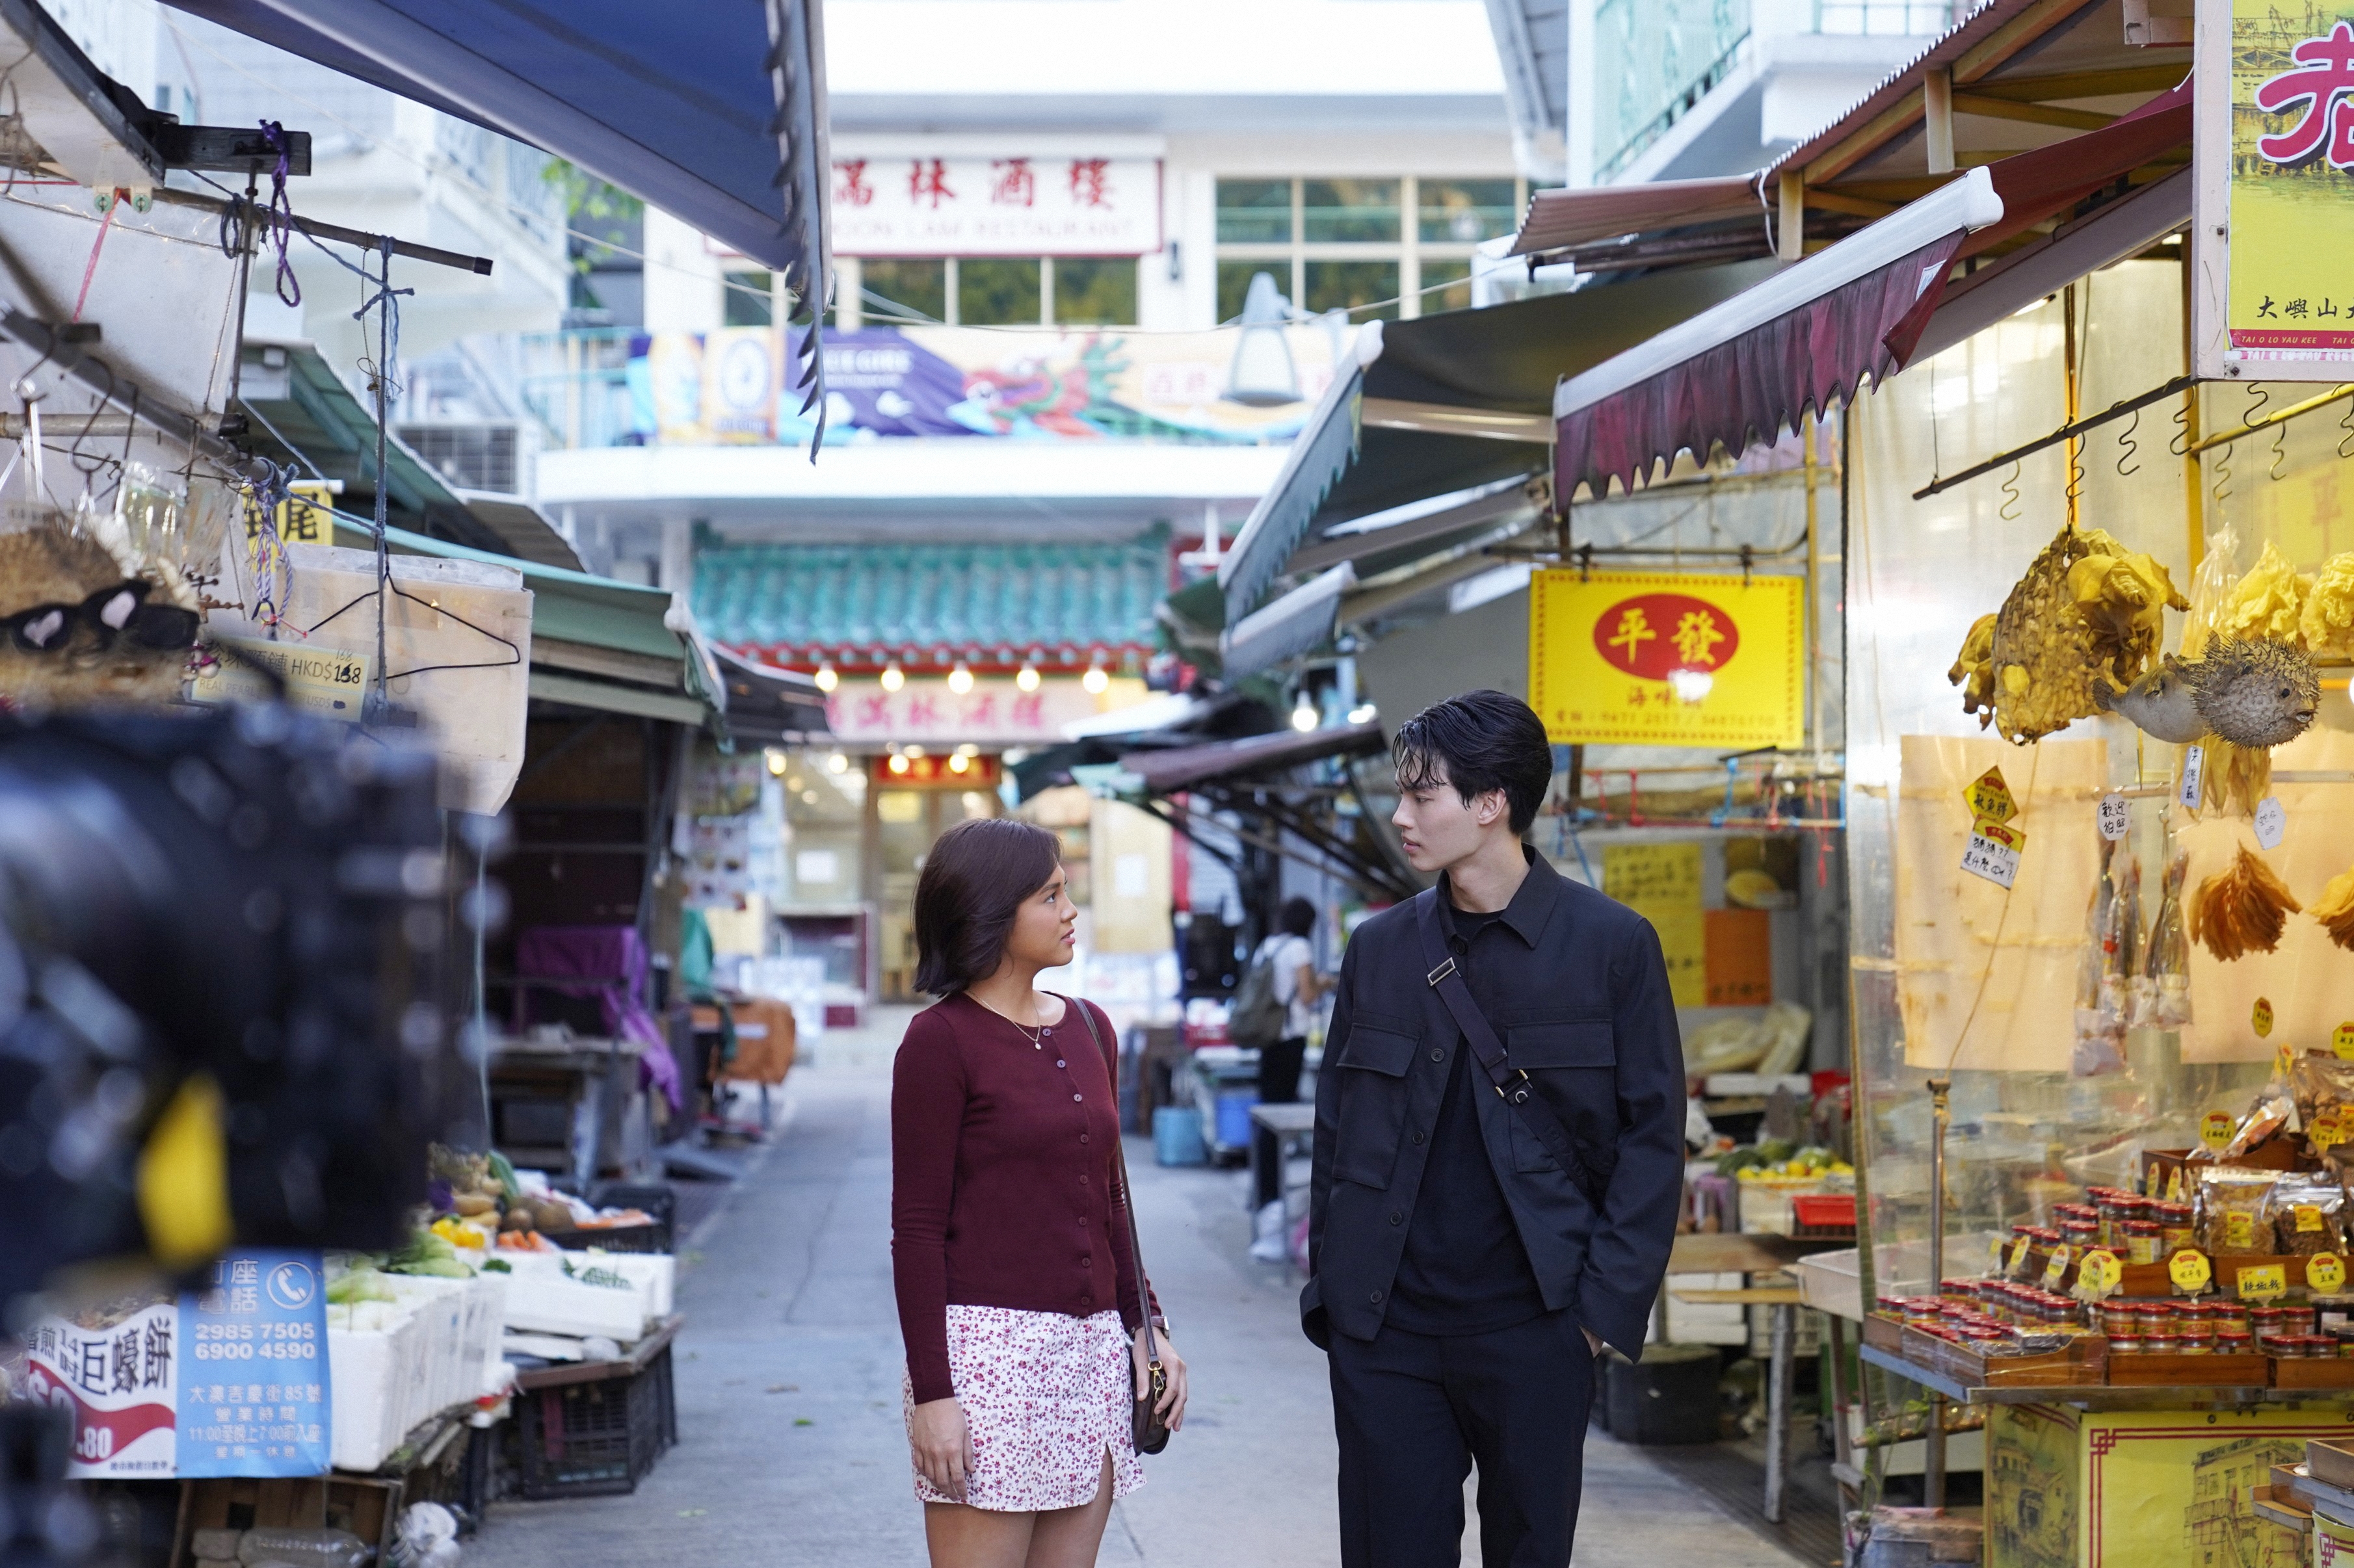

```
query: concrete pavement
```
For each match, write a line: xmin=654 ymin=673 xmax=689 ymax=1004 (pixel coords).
xmin=468 ymin=1019 xmax=1816 ymax=1567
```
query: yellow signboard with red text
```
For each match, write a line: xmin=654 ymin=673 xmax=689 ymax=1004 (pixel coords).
xmin=1527 ymin=569 xmax=1804 ymax=748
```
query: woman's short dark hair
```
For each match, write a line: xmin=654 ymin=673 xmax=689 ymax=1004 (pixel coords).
xmin=1279 ymin=896 xmax=1316 ymax=937
xmin=1392 ymin=688 xmax=1554 ymax=836
xmin=913 ymin=817 xmax=1063 ymax=995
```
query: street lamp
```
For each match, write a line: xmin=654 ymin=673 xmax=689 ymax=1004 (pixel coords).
xmin=1225 ymin=271 xmax=1299 ymax=407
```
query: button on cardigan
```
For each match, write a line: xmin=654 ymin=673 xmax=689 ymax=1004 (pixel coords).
xmin=890 ymin=991 xmax=1151 ymax=1406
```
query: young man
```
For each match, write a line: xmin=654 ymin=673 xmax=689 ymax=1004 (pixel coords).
xmin=1301 ymin=689 xmax=1683 ymax=1567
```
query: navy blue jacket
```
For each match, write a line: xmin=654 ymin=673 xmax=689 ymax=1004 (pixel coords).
xmin=1301 ymin=847 xmax=1684 ymax=1357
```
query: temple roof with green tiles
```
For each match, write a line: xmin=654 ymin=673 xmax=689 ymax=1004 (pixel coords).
xmin=692 ymin=530 xmax=1169 ymax=673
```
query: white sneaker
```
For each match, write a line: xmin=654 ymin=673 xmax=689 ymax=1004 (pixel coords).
xmin=1249 ymin=1199 xmax=1288 ymax=1262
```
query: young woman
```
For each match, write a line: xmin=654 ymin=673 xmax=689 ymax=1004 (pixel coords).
xmin=891 ymin=817 xmax=1188 ymax=1568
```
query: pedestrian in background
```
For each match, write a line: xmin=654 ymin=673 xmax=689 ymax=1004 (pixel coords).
xmin=1301 ymin=690 xmax=1682 ymax=1567
xmin=1252 ymin=895 xmax=1329 ymax=1108
xmin=891 ymin=817 xmax=1189 ymax=1567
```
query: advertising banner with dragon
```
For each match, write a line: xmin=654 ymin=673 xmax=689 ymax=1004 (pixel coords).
xmin=628 ymin=324 xmax=1341 ymax=448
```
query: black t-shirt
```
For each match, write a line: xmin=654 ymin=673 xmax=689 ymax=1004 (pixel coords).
xmin=1381 ymin=904 xmax=1547 ymax=1337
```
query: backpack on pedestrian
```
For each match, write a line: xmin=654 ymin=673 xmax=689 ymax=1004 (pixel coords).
xmin=1228 ymin=942 xmax=1287 ymax=1048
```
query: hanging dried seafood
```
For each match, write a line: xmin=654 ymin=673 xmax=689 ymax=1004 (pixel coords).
xmin=2301 ymin=551 xmax=2354 ymax=659
xmin=2312 ymin=867 xmax=2354 ymax=952
xmin=2214 ymin=540 xmax=2311 ymax=645
xmin=1949 ymin=525 xmax=2189 ymax=744
xmin=2102 ymin=637 xmax=2320 ymax=749
xmin=2132 ymin=846 xmax=2192 ymax=1028
xmin=2189 ymin=846 xmax=2302 ymax=961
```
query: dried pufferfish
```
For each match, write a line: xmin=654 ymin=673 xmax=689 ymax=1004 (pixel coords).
xmin=2189 ymin=846 xmax=2302 ymax=961
xmin=2096 ymin=636 xmax=2321 ymax=749
xmin=1949 ymin=525 xmax=2189 ymax=744
xmin=2312 ymin=868 xmax=2354 ymax=952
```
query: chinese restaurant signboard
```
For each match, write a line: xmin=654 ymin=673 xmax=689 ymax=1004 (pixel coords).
xmin=1527 ymin=570 xmax=1804 ymax=748
xmin=832 ymin=156 xmax=1162 ymax=256
xmin=2195 ymin=0 xmax=2354 ymax=378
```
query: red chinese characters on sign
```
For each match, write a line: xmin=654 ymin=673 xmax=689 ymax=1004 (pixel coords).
xmin=1068 ymin=159 xmax=1111 ymax=207
xmin=1592 ymin=594 xmax=1741 ymax=681
xmin=909 ymin=159 xmax=955 ymax=209
xmin=2257 ymin=23 xmax=2354 ymax=166
xmin=990 ymin=159 xmax=1035 ymax=207
xmin=835 ymin=159 xmax=875 ymax=207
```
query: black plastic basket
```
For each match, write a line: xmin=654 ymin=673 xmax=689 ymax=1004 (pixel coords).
xmin=553 ymin=1183 xmax=676 ymax=1253
xmin=513 ymin=1346 xmax=674 ymax=1498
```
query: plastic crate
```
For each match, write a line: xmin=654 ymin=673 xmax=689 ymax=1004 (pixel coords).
xmin=588 ymin=1182 xmax=679 ymax=1229
xmin=514 ymin=1346 xmax=674 ymax=1498
xmin=550 ymin=1222 xmax=672 ymax=1255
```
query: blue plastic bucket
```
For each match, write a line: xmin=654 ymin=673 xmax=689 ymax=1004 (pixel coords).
xmin=1153 ymin=1106 xmax=1207 ymax=1166
xmin=1215 ymin=1090 xmax=1259 ymax=1151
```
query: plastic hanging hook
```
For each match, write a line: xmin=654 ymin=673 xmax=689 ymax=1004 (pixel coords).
xmin=1998 ymin=460 xmax=2022 ymax=523
xmin=2116 ymin=405 xmax=2141 ymax=477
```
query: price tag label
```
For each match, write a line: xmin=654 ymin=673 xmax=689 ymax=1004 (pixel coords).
xmin=2145 ymin=1162 xmax=2164 ymax=1199
xmin=2316 ymin=1114 xmax=2347 ymax=1152
xmin=2335 ymin=1022 xmax=2354 ymax=1062
xmin=2098 ymin=793 xmax=2132 ymax=840
xmin=2201 ymin=1110 xmax=2236 ymax=1151
xmin=2077 ymin=1249 xmax=2123 ymax=1295
xmin=2227 ymin=1210 xmax=2258 ymax=1251
xmin=2168 ymin=1166 xmax=2186 ymax=1202
xmin=2180 ymin=744 xmax=2206 ymax=809
xmin=2254 ymin=997 xmax=2275 ymax=1038
xmin=2170 ymin=1248 xmax=2214 ymax=1292
xmin=2255 ymin=796 xmax=2287 ymax=850
xmin=2044 ymin=1244 xmax=2075 ymax=1288
xmin=2311 ymin=1253 xmax=2347 ymax=1294
xmin=1989 ymin=1235 xmax=2009 ymax=1270
xmin=2298 ymin=1204 xmax=2327 ymax=1233
xmin=1966 ymin=767 xmax=2017 ymax=825
xmin=2236 ymin=1261 xmax=2289 ymax=1302
xmin=1961 ymin=818 xmax=2025 ymax=889
xmin=2010 ymin=1236 xmax=2033 ymax=1273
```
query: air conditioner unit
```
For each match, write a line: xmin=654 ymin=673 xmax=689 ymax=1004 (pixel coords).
xmin=396 ymin=421 xmax=536 ymax=496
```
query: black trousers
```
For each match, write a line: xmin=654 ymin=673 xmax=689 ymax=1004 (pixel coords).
xmin=1254 ymin=1036 xmax=1309 ymax=1207
xmin=1328 ymin=1309 xmax=1595 ymax=1568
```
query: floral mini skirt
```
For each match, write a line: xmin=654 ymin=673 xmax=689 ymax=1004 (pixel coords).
xmin=903 ymin=1305 xmax=1144 ymax=1512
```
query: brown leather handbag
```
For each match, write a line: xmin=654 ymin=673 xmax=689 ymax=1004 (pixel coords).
xmin=1074 ymin=1000 xmax=1172 ymax=1456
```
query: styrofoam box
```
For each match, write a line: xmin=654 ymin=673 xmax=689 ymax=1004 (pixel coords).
xmin=325 ymin=1274 xmax=506 ymax=1472
xmin=1661 ymin=1270 xmax=1751 ymax=1346
xmin=496 ymin=1264 xmax=645 ymax=1342
xmin=497 ymin=1251 xmax=670 ymax=1332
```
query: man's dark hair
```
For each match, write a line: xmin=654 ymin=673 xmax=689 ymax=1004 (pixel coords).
xmin=1391 ymin=689 xmax=1554 ymax=836
xmin=1279 ymin=896 xmax=1316 ymax=937
xmin=912 ymin=817 xmax=1062 ymax=995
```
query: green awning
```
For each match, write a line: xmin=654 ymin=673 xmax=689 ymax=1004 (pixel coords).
xmin=329 ymin=514 xmax=721 ymax=724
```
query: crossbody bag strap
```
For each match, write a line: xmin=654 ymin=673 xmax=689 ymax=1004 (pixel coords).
xmin=1412 ymin=892 xmax=1594 ymax=1194
xmin=1072 ymin=998 xmax=1159 ymax=1361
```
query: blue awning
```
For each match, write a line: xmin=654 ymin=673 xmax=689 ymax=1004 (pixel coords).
xmin=163 ymin=0 xmax=829 ymax=406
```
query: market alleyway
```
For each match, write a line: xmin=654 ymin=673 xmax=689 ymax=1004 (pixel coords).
xmin=469 ymin=1015 xmax=1821 ymax=1568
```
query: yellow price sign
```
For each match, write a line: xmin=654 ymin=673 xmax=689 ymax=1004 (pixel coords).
xmin=1965 ymin=767 xmax=2017 ymax=826
xmin=2310 ymin=1253 xmax=2347 ymax=1294
xmin=2043 ymin=1244 xmax=2074 ymax=1288
xmin=2201 ymin=1111 xmax=2236 ymax=1152
xmin=2236 ymin=1261 xmax=2289 ymax=1302
xmin=2317 ymin=1114 xmax=2348 ymax=1153
xmin=1989 ymin=1235 xmax=2009 ymax=1270
xmin=2336 ymin=1022 xmax=2354 ymax=1061
xmin=2170 ymin=1248 xmax=2214 ymax=1292
xmin=2009 ymin=1236 xmax=2033 ymax=1274
xmin=2077 ymin=1249 xmax=2122 ymax=1295
xmin=2253 ymin=997 xmax=2275 ymax=1038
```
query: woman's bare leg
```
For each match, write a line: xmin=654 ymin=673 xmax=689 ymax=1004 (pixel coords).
xmin=924 ymin=1501 xmax=1035 ymax=1568
xmin=1022 ymin=1453 xmax=1118 ymax=1568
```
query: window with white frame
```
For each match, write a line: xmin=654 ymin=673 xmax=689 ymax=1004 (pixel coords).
xmin=845 ymin=257 xmax=1140 ymax=328
xmin=1213 ymin=177 xmax=1527 ymax=324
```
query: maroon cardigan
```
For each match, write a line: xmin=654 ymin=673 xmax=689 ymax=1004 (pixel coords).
xmin=890 ymin=991 xmax=1151 ymax=1405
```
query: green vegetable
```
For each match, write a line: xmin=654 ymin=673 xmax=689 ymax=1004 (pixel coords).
xmin=481 ymin=1259 xmax=512 ymax=1274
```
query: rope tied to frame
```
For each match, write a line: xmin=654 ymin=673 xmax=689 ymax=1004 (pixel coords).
xmin=259 ymin=120 xmax=300 ymax=307
xmin=359 ymin=235 xmax=410 ymax=720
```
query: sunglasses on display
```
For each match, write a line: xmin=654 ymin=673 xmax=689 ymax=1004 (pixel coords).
xmin=4 ymin=581 xmax=200 ymax=655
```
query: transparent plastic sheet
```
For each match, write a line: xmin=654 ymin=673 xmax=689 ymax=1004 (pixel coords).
xmin=1845 ymin=263 xmax=2269 ymax=1297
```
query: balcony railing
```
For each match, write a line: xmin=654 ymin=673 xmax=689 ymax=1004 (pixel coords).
xmin=1594 ymin=0 xmax=1753 ymax=181
xmin=515 ymin=328 xmax=641 ymax=452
